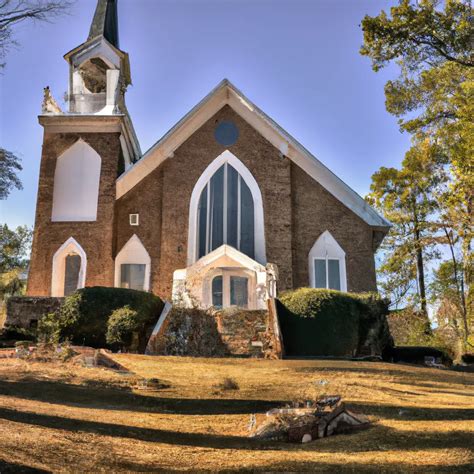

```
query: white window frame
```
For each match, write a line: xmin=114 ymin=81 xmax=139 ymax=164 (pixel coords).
xmin=205 ymin=268 xmax=255 ymax=309
xmin=129 ymin=213 xmax=139 ymax=226
xmin=187 ymin=150 xmax=266 ymax=266
xmin=198 ymin=162 xmax=253 ymax=257
xmin=51 ymin=237 xmax=87 ymax=296
xmin=308 ymin=231 xmax=347 ymax=292
xmin=114 ymin=234 xmax=151 ymax=291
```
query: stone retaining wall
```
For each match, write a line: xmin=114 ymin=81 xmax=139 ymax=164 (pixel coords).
xmin=5 ymin=296 xmax=64 ymax=328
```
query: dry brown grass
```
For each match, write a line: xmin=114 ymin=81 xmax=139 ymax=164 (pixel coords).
xmin=0 ymin=354 xmax=472 ymax=472
xmin=0 ymin=302 xmax=6 ymax=329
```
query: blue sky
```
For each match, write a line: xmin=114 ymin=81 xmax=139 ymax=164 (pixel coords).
xmin=0 ymin=0 xmax=410 ymax=229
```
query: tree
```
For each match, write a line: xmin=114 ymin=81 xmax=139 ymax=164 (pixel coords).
xmin=431 ymin=259 xmax=471 ymax=354
xmin=0 ymin=147 xmax=22 ymax=199
xmin=361 ymin=0 xmax=473 ymax=344
xmin=0 ymin=0 xmax=73 ymax=69
xmin=0 ymin=224 xmax=32 ymax=298
xmin=1 ymin=1 xmax=73 ymax=199
xmin=368 ymin=140 xmax=442 ymax=314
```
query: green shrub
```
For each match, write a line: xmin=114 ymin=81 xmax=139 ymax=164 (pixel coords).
xmin=278 ymin=288 xmax=391 ymax=357
xmin=106 ymin=306 xmax=140 ymax=348
xmin=387 ymin=307 xmax=432 ymax=346
xmin=38 ymin=287 xmax=164 ymax=350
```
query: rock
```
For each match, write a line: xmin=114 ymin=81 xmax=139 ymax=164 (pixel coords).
xmin=302 ymin=433 xmax=312 ymax=443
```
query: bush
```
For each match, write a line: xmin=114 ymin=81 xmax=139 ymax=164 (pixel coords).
xmin=387 ymin=307 xmax=461 ymax=361
xmin=106 ymin=306 xmax=140 ymax=349
xmin=278 ymin=288 xmax=392 ymax=357
xmin=38 ymin=287 xmax=164 ymax=350
xmin=387 ymin=346 xmax=452 ymax=366
xmin=387 ymin=307 xmax=432 ymax=346
xmin=462 ymin=353 xmax=474 ymax=364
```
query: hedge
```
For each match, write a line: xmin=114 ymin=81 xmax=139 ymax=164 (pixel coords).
xmin=38 ymin=287 xmax=164 ymax=350
xmin=278 ymin=288 xmax=392 ymax=357
xmin=386 ymin=346 xmax=452 ymax=366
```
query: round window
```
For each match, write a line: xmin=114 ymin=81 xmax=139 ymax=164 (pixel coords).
xmin=214 ymin=121 xmax=239 ymax=146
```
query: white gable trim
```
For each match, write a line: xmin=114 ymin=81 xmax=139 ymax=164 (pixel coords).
xmin=190 ymin=244 xmax=266 ymax=273
xmin=116 ymin=79 xmax=390 ymax=229
xmin=187 ymin=150 xmax=266 ymax=266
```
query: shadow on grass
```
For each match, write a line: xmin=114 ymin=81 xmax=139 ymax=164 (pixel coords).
xmin=348 ymin=401 xmax=474 ymax=421
xmin=233 ymin=460 xmax=474 ymax=473
xmin=0 ymin=406 xmax=473 ymax=453
xmin=0 ymin=379 xmax=281 ymax=415
xmin=0 ymin=459 xmax=50 ymax=473
xmin=295 ymin=364 xmax=473 ymax=384
xmin=0 ymin=407 xmax=253 ymax=449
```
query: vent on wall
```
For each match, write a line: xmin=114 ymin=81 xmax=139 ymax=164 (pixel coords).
xmin=129 ymin=213 xmax=139 ymax=226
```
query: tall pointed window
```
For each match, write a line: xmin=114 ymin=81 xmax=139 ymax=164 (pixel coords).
xmin=197 ymin=163 xmax=255 ymax=259
xmin=51 ymin=237 xmax=87 ymax=297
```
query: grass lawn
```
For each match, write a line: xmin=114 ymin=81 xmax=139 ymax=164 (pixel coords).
xmin=0 ymin=354 xmax=472 ymax=472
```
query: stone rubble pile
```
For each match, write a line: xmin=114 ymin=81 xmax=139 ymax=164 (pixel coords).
xmin=250 ymin=395 xmax=370 ymax=443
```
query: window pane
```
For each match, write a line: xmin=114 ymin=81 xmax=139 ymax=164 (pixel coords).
xmin=121 ymin=264 xmax=146 ymax=291
xmin=328 ymin=259 xmax=341 ymax=290
xmin=212 ymin=275 xmax=223 ymax=308
xmin=64 ymin=254 xmax=81 ymax=296
xmin=314 ymin=259 xmax=327 ymax=288
xmin=227 ymin=165 xmax=238 ymax=249
xmin=198 ymin=185 xmax=208 ymax=258
xmin=230 ymin=276 xmax=248 ymax=307
xmin=240 ymin=178 xmax=254 ymax=259
xmin=210 ymin=165 xmax=224 ymax=251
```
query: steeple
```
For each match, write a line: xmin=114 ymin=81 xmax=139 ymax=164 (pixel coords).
xmin=42 ymin=0 xmax=140 ymax=164
xmin=88 ymin=0 xmax=119 ymax=48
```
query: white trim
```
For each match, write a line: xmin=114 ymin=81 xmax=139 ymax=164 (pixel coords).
xmin=308 ymin=231 xmax=347 ymax=292
xmin=114 ymin=234 xmax=151 ymax=291
xmin=187 ymin=150 xmax=266 ymax=266
xmin=208 ymin=269 xmax=254 ymax=309
xmin=51 ymin=237 xmax=87 ymax=297
xmin=129 ymin=213 xmax=139 ymax=226
xmin=115 ymin=79 xmax=390 ymax=230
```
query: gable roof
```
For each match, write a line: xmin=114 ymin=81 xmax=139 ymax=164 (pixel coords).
xmin=116 ymin=79 xmax=391 ymax=229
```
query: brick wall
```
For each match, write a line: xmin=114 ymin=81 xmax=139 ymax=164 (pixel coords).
xmin=116 ymin=105 xmax=294 ymax=300
xmin=27 ymin=131 xmax=122 ymax=296
xmin=30 ymin=106 xmax=378 ymax=299
xmin=291 ymin=165 xmax=377 ymax=292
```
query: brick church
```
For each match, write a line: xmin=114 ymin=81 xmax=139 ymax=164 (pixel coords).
xmin=27 ymin=0 xmax=390 ymax=310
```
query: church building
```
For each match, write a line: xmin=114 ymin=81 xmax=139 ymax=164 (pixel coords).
xmin=27 ymin=0 xmax=390 ymax=310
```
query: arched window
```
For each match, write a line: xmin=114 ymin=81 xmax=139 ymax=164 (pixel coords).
xmin=114 ymin=235 xmax=151 ymax=291
xmin=308 ymin=231 xmax=347 ymax=292
xmin=51 ymin=238 xmax=87 ymax=296
xmin=188 ymin=150 xmax=266 ymax=265
xmin=51 ymin=139 xmax=101 ymax=222
xmin=197 ymin=162 xmax=255 ymax=259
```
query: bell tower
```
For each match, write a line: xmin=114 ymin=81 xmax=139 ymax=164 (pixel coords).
xmin=27 ymin=0 xmax=140 ymax=297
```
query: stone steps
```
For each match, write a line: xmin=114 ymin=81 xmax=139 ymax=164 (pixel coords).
xmin=215 ymin=309 xmax=268 ymax=357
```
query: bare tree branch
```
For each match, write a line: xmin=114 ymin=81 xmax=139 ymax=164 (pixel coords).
xmin=0 ymin=0 xmax=74 ymax=68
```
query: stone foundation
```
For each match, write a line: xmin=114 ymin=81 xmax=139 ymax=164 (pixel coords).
xmin=147 ymin=302 xmax=283 ymax=358
xmin=5 ymin=296 xmax=64 ymax=328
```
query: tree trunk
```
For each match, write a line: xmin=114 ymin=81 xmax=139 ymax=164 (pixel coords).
xmin=413 ymin=225 xmax=427 ymax=316
xmin=444 ymin=227 xmax=469 ymax=345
